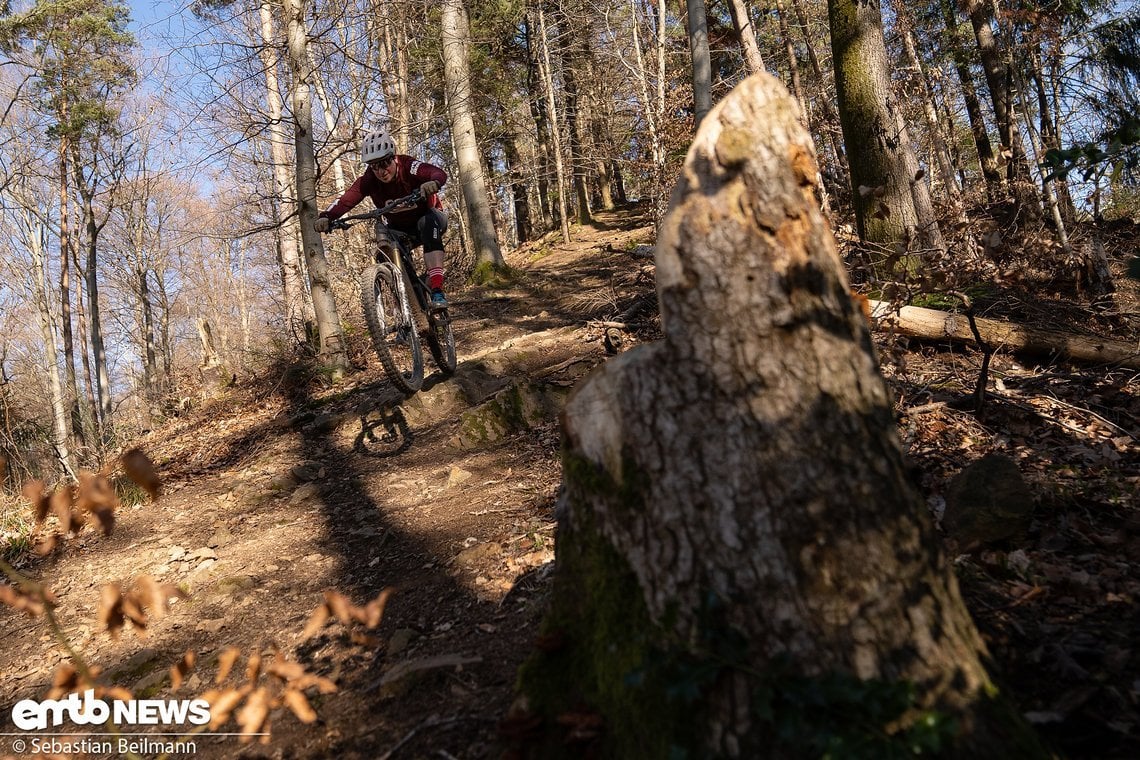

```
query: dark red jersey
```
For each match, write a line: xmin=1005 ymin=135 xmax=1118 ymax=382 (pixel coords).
xmin=318 ymin=155 xmax=447 ymax=228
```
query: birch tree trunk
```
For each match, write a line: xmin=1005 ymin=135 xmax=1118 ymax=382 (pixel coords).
xmin=20 ymin=204 xmax=76 ymax=478
xmin=441 ymin=0 xmax=504 ymax=268
xmin=536 ymin=5 xmax=571 ymax=243
xmin=281 ymin=0 xmax=349 ymax=374
xmin=57 ymin=138 xmax=85 ymax=450
xmin=259 ymin=0 xmax=309 ymax=334
xmin=518 ymin=73 xmax=1046 ymax=759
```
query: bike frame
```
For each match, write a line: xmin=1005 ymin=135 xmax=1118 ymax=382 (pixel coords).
xmin=330 ymin=190 xmax=440 ymax=321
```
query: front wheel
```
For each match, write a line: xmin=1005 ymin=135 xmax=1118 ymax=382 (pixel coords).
xmin=361 ymin=263 xmax=424 ymax=394
xmin=425 ymin=311 xmax=457 ymax=375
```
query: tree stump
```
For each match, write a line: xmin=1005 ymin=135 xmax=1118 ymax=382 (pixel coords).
xmin=516 ymin=74 xmax=1046 ymax=758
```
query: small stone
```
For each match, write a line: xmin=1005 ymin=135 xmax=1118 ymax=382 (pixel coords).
xmin=387 ymin=628 xmax=418 ymax=657
xmin=208 ymin=527 xmax=234 ymax=548
xmin=943 ymin=454 xmax=1034 ymax=550
xmin=447 ymin=468 xmax=473 ymax=488
xmin=196 ymin=619 xmax=226 ymax=634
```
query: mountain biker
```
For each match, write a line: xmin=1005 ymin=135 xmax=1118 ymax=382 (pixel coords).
xmin=314 ymin=129 xmax=451 ymax=310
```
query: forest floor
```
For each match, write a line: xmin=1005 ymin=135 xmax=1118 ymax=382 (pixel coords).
xmin=1 ymin=203 xmax=1138 ymax=760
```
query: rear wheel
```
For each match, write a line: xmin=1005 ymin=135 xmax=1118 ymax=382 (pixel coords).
xmin=361 ymin=263 xmax=423 ymax=394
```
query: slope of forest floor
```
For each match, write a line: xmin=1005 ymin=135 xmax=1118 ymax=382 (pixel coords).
xmin=1 ymin=203 xmax=1138 ymax=759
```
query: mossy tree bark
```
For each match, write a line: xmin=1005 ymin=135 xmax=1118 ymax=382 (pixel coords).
xmin=828 ymin=0 xmax=945 ymax=263
xmin=517 ymin=74 xmax=1046 ymax=758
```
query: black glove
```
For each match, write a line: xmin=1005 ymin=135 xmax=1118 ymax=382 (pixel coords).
xmin=314 ymin=217 xmax=331 ymax=233
xmin=420 ymin=180 xmax=440 ymax=196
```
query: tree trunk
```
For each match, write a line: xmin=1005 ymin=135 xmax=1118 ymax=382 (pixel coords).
xmin=726 ymin=0 xmax=764 ymax=75
xmin=518 ymin=73 xmax=1046 ymax=758
xmin=961 ymin=0 xmax=1034 ymax=206
xmin=940 ymin=0 xmax=1001 ymax=194
xmin=525 ymin=13 xmax=555 ymax=231
xmin=281 ymin=0 xmax=349 ymax=374
xmin=441 ymin=0 xmax=504 ymax=268
xmin=869 ymin=300 xmax=1137 ymax=368
xmin=555 ymin=8 xmax=593 ymax=225
xmin=773 ymin=0 xmax=833 ymax=215
xmin=503 ymin=134 xmax=532 ymax=244
xmin=259 ymin=0 xmax=309 ymax=336
xmin=829 ymin=0 xmax=945 ymax=261
xmin=536 ymin=6 xmax=571 ymax=243
xmin=22 ymin=205 xmax=76 ymax=478
xmin=57 ymin=139 xmax=85 ymax=450
xmin=685 ymin=0 xmax=712 ymax=125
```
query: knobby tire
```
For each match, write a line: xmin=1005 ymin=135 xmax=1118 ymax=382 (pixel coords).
xmin=425 ymin=311 xmax=457 ymax=375
xmin=361 ymin=263 xmax=424 ymax=394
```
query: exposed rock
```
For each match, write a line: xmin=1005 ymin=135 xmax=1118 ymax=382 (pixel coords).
xmin=454 ymin=381 xmax=568 ymax=449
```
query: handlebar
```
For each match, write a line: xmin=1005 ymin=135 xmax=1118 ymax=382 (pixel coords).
xmin=325 ymin=190 xmax=424 ymax=231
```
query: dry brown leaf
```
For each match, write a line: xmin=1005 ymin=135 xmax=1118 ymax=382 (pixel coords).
xmin=266 ymin=655 xmax=304 ymax=682
xmin=171 ymin=651 xmax=196 ymax=691
xmin=0 ymin=584 xmax=46 ymax=617
xmin=120 ymin=592 xmax=148 ymax=632
xmin=33 ymin=533 xmax=59 ymax=556
xmin=98 ymin=583 xmax=126 ymax=638
xmin=77 ymin=472 xmax=118 ymax=536
xmin=121 ymin=448 xmax=162 ymax=499
xmin=97 ymin=685 xmax=134 ymax=702
xmin=206 ymin=686 xmax=250 ymax=729
xmin=50 ymin=486 xmax=75 ymax=533
xmin=46 ymin=664 xmax=81 ymax=699
xmin=215 ymin=647 xmax=241 ymax=684
xmin=323 ymin=591 xmax=355 ymax=625
xmin=245 ymin=652 xmax=262 ymax=685
xmin=300 ymin=602 xmax=331 ymax=641
xmin=134 ymin=575 xmax=185 ymax=619
xmin=23 ymin=480 xmax=50 ymax=523
xmin=349 ymin=631 xmax=382 ymax=648
xmin=292 ymin=673 xmax=338 ymax=694
xmin=361 ymin=587 xmax=395 ymax=629
xmin=237 ymin=687 xmax=270 ymax=742
xmin=89 ymin=504 xmax=116 ymax=537
xmin=281 ymin=689 xmax=317 ymax=724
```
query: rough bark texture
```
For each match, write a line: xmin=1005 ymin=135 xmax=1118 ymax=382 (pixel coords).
xmin=829 ymin=0 xmax=944 ymax=256
xmin=441 ymin=0 xmax=505 ymax=267
xmin=282 ymin=0 xmax=348 ymax=372
xmin=518 ymin=74 xmax=1046 ymax=758
xmin=259 ymin=0 xmax=308 ymax=335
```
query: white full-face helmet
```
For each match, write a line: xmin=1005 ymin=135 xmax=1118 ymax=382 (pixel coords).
xmin=361 ymin=129 xmax=396 ymax=164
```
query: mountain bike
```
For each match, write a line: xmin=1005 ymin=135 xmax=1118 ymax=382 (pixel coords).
xmin=325 ymin=191 xmax=457 ymax=394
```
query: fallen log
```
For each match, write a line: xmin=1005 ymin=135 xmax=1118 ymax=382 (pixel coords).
xmin=869 ymin=299 xmax=1140 ymax=369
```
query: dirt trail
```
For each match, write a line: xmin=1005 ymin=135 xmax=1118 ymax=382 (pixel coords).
xmin=0 ymin=207 xmax=658 ymax=759
xmin=4 ymin=205 xmax=1138 ymax=759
